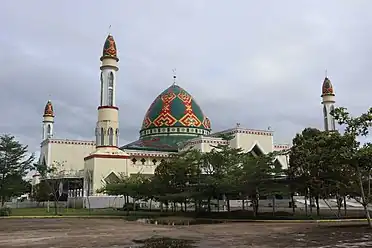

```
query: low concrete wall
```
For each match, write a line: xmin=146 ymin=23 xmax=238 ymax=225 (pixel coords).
xmin=4 ymin=200 xmax=67 ymax=209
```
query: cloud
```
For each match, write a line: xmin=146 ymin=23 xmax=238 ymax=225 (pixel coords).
xmin=1 ymin=0 xmax=372 ymax=154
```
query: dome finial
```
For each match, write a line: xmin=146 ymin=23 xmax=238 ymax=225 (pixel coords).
xmin=108 ymin=24 xmax=112 ymax=35
xmin=172 ymin=68 xmax=177 ymax=85
xmin=325 ymin=69 xmax=328 ymax=78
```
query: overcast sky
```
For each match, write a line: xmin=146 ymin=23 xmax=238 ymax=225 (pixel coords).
xmin=1 ymin=0 xmax=371 ymax=155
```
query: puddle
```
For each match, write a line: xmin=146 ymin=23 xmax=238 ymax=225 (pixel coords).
xmin=132 ymin=237 xmax=196 ymax=248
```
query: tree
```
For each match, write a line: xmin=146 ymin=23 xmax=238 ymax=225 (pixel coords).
xmin=0 ymin=134 xmax=34 ymax=206
xmin=151 ymin=149 xmax=203 ymax=212
xmin=98 ymin=172 xmax=149 ymax=212
xmin=84 ymin=169 xmax=93 ymax=212
xmin=238 ymin=152 xmax=283 ymax=216
xmin=288 ymin=128 xmax=353 ymax=217
xmin=202 ymin=134 xmax=243 ymax=212
xmin=34 ymin=161 xmax=69 ymax=215
xmin=288 ymin=128 xmax=323 ymax=215
xmin=32 ymin=180 xmax=50 ymax=203
xmin=320 ymin=131 xmax=356 ymax=217
xmin=332 ymin=107 xmax=372 ymax=227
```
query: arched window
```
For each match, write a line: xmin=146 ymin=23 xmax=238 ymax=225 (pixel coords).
xmin=330 ymin=105 xmax=336 ymax=130
xmin=115 ymin=128 xmax=119 ymax=146
xmin=108 ymin=128 xmax=114 ymax=146
xmin=100 ymin=127 xmax=105 ymax=146
xmin=47 ymin=124 xmax=51 ymax=137
xmin=100 ymin=72 xmax=104 ymax=106
xmin=323 ymin=105 xmax=329 ymax=131
xmin=108 ymin=72 xmax=114 ymax=106
xmin=95 ymin=128 xmax=100 ymax=145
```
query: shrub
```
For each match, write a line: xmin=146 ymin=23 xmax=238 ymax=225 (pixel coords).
xmin=0 ymin=207 xmax=12 ymax=216
xmin=120 ymin=203 xmax=140 ymax=211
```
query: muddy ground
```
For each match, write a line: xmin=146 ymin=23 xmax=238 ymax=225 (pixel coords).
xmin=0 ymin=218 xmax=371 ymax=248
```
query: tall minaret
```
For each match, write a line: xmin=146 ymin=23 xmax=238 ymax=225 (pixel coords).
xmin=42 ymin=100 xmax=54 ymax=140
xmin=321 ymin=76 xmax=336 ymax=131
xmin=95 ymin=34 xmax=120 ymax=148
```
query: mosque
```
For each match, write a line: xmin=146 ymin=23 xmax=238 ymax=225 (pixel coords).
xmin=34 ymin=34 xmax=336 ymax=196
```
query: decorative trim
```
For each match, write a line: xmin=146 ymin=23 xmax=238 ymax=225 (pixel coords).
xmin=100 ymin=55 xmax=119 ymax=62
xmin=274 ymin=144 xmax=291 ymax=150
xmin=183 ymin=139 xmax=228 ymax=147
xmin=47 ymin=139 xmax=95 ymax=146
xmin=46 ymin=139 xmax=96 ymax=146
xmin=98 ymin=106 xmax=119 ymax=110
xmin=140 ymin=127 xmax=210 ymax=138
xmin=208 ymin=128 xmax=273 ymax=138
xmin=84 ymin=154 xmax=130 ymax=161
xmin=127 ymin=152 xmax=170 ymax=158
xmin=96 ymin=145 xmax=118 ymax=148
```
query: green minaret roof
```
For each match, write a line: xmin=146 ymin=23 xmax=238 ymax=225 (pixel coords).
xmin=101 ymin=34 xmax=118 ymax=61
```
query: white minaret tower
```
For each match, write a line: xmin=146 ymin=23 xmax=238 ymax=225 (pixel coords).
xmin=42 ymin=100 xmax=54 ymax=140
xmin=321 ymin=76 xmax=336 ymax=131
xmin=95 ymin=34 xmax=120 ymax=148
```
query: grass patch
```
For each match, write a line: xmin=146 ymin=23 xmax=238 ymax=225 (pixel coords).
xmin=10 ymin=208 xmax=121 ymax=217
xmin=9 ymin=208 xmax=180 ymax=218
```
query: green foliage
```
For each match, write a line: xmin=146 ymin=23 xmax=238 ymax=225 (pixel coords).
xmin=98 ymin=173 xmax=149 ymax=202
xmin=332 ymin=107 xmax=372 ymax=223
xmin=32 ymin=180 xmax=51 ymax=202
xmin=33 ymin=161 xmax=70 ymax=215
xmin=289 ymin=129 xmax=353 ymax=198
xmin=0 ymin=207 xmax=11 ymax=216
xmin=287 ymin=106 xmax=372 ymax=226
xmin=100 ymin=138 xmax=285 ymax=214
xmin=0 ymin=134 xmax=34 ymax=205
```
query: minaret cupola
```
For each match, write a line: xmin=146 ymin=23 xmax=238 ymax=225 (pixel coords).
xmin=321 ymin=77 xmax=335 ymax=97
xmin=101 ymin=34 xmax=119 ymax=62
xmin=43 ymin=100 xmax=54 ymax=117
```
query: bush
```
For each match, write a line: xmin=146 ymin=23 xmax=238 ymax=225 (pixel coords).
xmin=0 ymin=207 xmax=12 ymax=216
xmin=121 ymin=203 xmax=140 ymax=211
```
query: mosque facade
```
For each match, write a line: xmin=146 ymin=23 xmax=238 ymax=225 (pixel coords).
xmin=34 ymin=34 xmax=335 ymax=196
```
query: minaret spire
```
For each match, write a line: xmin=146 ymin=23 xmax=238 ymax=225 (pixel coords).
xmin=108 ymin=25 xmax=112 ymax=36
xmin=42 ymin=100 xmax=54 ymax=140
xmin=321 ymin=75 xmax=336 ymax=131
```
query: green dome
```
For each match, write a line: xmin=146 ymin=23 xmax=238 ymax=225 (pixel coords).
xmin=140 ymin=84 xmax=211 ymax=138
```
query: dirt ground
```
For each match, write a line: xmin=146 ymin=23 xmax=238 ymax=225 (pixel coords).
xmin=0 ymin=218 xmax=371 ymax=248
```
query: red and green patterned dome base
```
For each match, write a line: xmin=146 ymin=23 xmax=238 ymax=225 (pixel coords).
xmin=140 ymin=84 xmax=211 ymax=138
